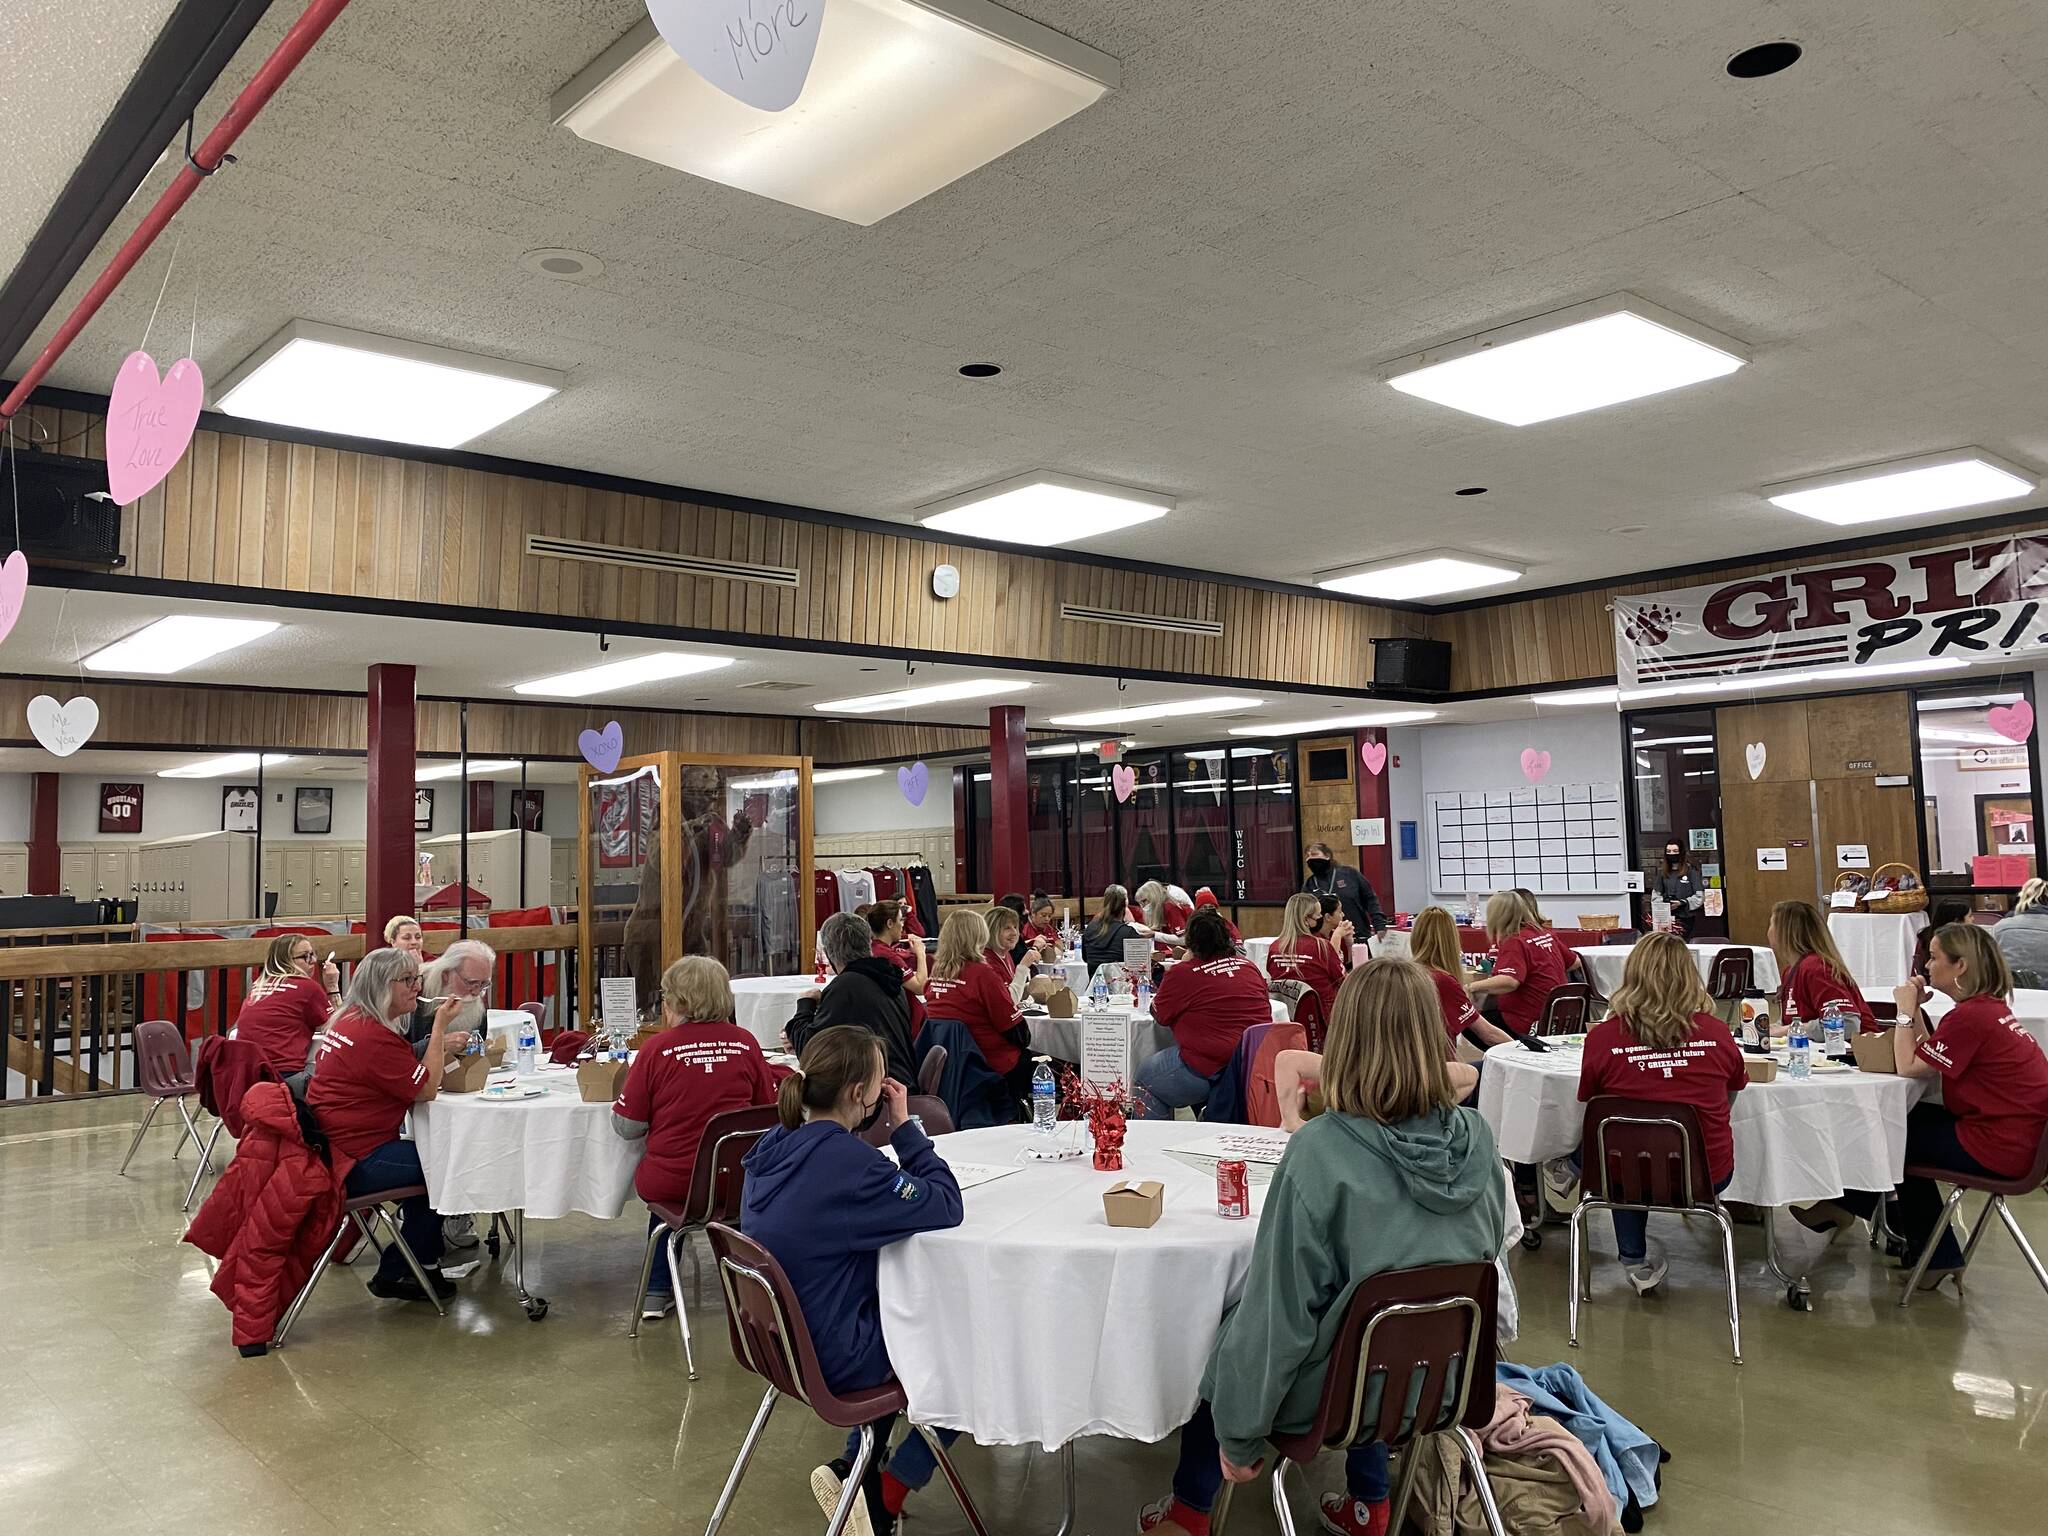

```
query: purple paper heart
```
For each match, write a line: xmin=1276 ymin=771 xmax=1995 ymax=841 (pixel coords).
xmin=899 ymin=761 xmax=930 ymax=806
xmin=579 ymin=720 xmax=623 ymax=774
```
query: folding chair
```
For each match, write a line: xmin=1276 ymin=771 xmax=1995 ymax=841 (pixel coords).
xmin=1568 ymin=1095 xmax=1741 ymax=1362
xmin=702 ymin=1221 xmax=988 ymax=1536
xmin=1214 ymin=1262 xmax=1505 ymax=1536
xmin=271 ymin=1184 xmax=446 ymax=1346
xmin=118 ymin=1020 xmax=212 ymax=1178
xmin=1533 ymin=983 xmax=1592 ymax=1038
xmin=627 ymin=1103 xmax=780 ymax=1375
xmin=1899 ymin=1121 xmax=2048 ymax=1307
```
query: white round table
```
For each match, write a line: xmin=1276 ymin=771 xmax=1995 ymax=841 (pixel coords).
xmin=876 ymin=1121 xmax=1264 ymax=1449
xmin=410 ymin=1065 xmax=642 ymax=1220
xmin=1829 ymin=911 xmax=1927 ymax=988
xmin=1573 ymin=942 xmax=1780 ymax=997
xmin=1027 ymin=959 xmax=1089 ymax=994
xmin=728 ymin=974 xmax=817 ymax=1050
xmin=1863 ymin=985 xmax=2048 ymax=1053
xmin=1475 ymin=1040 xmax=1918 ymax=1206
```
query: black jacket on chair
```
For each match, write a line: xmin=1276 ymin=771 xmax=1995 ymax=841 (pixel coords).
xmin=785 ymin=956 xmax=921 ymax=1085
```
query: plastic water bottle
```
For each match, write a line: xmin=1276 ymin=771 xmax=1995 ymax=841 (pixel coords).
xmin=1030 ymin=1056 xmax=1057 ymax=1136
xmin=1786 ymin=1027 xmax=1812 ymax=1081
xmin=1090 ymin=970 xmax=1109 ymax=1005
xmin=516 ymin=1016 xmax=539 ymax=1074
xmin=1821 ymin=1001 xmax=1851 ymax=1056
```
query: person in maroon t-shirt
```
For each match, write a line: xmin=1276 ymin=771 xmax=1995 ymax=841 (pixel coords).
xmin=1468 ymin=891 xmax=1568 ymax=1035
xmin=1571 ymin=932 xmax=1747 ymax=1295
xmin=1769 ymin=899 xmax=1879 ymax=1035
xmin=233 ymin=934 xmax=342 ymax=1075
xmin=1802 ymin=923 xmax=2048 ymax=1291
xmin=1192 ymin=888 xmax=1241 ymax=944
xmin=1268 ymin=893 xmax=1346 ymax=1020
xmin=611 ymin=955 xmax=777 ymax=1320
xmin=924 ymin=909 xmax=1032 ymax=1096
xmin=1021 ymin=894 xmax=1064 ymax=959
xmin=983 ymin=904 xmax=1026 ymax=987
xmin=865 ymin=900 xmax=928 ymax=996
xmin=1137 ymin=909 xmax=1272 ymax=1118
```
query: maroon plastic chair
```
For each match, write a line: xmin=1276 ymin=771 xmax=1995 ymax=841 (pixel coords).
xmin=118 ymin=1019 xmax=210 ymax=1178
xmin=1215 ymin=1262 xmax=1505 ymax=1536
xmin=1599 ymin=929 xmax=1638 ymax=944
xmin=1569 ymin=1095 xmax=1741 ymax=1361
xmin=917 ymin=1045 xmax=948 ymax=1098
xmin=1899 ymin=1120 xmax=2048 ymax=1305
xmin=1533 ymin=983 xmax=1593 ymax=1038
xmin=519 ymin=1000 xmax=547 ymax=1031
xmin=271 ymin=1184 xmax=446 ymax=1347
xmin=700 ymin=1222 xmax=988 ymax=1536
xmin=627 ymin=1103 xmax=781 ymax=1373
xmin=1705 ymin=947 xmax=1753 ymax=1001
xmin=906 ymin=1095 xmax=953 ymax=1136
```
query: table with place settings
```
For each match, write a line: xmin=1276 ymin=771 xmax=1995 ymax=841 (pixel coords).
xmin=728 ymin=974 xmax=818 ymax=1050
xmin=1024 ymin=997 xmax=1290 ymax=1070
xmin=1573 ymin=941 xmax=1779 ymax=998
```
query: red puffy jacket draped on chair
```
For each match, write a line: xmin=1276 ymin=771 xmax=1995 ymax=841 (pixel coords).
xmin=183 ymin=1081 xmax=351 ymax=1348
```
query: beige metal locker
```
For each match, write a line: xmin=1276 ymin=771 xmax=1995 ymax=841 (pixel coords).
xmin=141 ymin=832 xmax=255 ymax=922
xmin=279 ymin=848 xmax=315 ymax=917
xmin=60 ymin=847 xmax=94 ymax=900
xmin=341 ymin=848 xmax=365 ymax=915
xmin=95 ymin=849 xmax=134 ymax=901
xmin=549 ymin=840 xmax=575 ymax=906
xmin=312 ymin=849 xmax=340 ymax=914
xmin=0 ymin=847 xmax=28 ymax=898
xmin=262 ymin=848 xmax=281 ymax=910
xmin=419 ymin=829 xmax=551 ymax=908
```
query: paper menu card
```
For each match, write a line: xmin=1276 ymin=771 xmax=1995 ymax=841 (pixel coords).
xmin=1079 ymin=1007 xmax=1132 ymax=1090
xmin=1169 ymin=1130 xmax=1291 ymax=1165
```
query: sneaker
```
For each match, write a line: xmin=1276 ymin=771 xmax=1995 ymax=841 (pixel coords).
xmin=366 ymin=1273 xmax=433 ymax=1304
xmin=1621 ymin=1242 xmax=1668 ymax=1296
xmin=1320 ymin=1492 xmax=1391 ymax=1536
xmin=640 ymin=1292 xmax=676 ymax=1321
xmin=1137 ymin=1495 xmax=1202 ymax=1534
xmin=811 ymin=1463 xmax=876 ymax=1536
xmin=1541 ymin=1157 xmax=1580 ymax=1200
xmin=442 ymin=1213 xmax=480 ymax=1250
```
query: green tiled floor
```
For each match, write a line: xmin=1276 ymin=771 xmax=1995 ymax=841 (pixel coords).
xmin=4 ymin=1095 xmax=2045 ymax=1533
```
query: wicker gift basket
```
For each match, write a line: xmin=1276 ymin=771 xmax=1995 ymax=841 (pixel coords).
xmin=1860 ymin=862 xmax=1927 ymax=914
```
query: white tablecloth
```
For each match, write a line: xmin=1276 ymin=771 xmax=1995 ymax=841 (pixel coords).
xmin=1475 ymin=1041 xmax=1919 ymax=1206
xmin=1023 ymin=999 xmax=1290 ymax=1069
xmin=1865 ymin=985 xmax=2048 ymax=1052
xmin=411 ymin=1067 xmax=642 ymax=1219
xmin=1829 ymin=911 xmax=1927 ymax=988
xmin=1574 ymin=942 xmax=1780 ymax=997
xmin=1027 ymin=960 xmax=1090 ymax=994
xmin=729 ymin=975 xmax=816 ymax=1050
xmin=877 ymin=1121 xmax=1264 ymax=1448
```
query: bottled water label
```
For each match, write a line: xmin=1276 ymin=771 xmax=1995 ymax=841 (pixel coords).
xmin=1030 ymin=1056 xmax=1058 ymax=1136
xmin=1787 ymin=1033 xmax=1812 ymax=1080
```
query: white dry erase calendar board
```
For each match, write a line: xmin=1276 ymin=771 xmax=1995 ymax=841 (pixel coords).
xmin=1427 ymin=783 xmax=1628 ymax=896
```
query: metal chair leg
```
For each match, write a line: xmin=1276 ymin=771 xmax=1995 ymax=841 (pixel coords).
xmin=919 ymin=1424 xmax=990 ymax=1536
xmin=373 ymin=1207 xmax=447 ymax=1317
xmin=1212 ymin=1479 xmax=1235 ymax=1535
xmin=1268 ymin=1457 xmax=1299 ymax=1536
xmin=626 ymin=1223 xmax=664 ymax=1338
xmin=1566 ymin=1201 xmax=1588 ymax=1346
xmin=666 ymin=1227 xmax=696 ymax=1380
xmin=117 ymin=1098 xmax=164 ymax=1175
xmin=1709 ymin=1206 xmax=1743 ymax=1364
xmin=272 ymin=1220 xmax=351 ymax=1347
xmin=1898 ymin=1185 xmax=1970 ymax=1307
xmin=1997 ymin=1199 xmax=2048 ymax=1295
xmin=825 ymin=1421 xmax=877 ymax=1536
xmin=1960 ymin=1194 xmax=2001 ymax=1272
xmin=1388 ymin=1439 xmax=1428 ymax=1536
xmin=702 ymin=1386 xmax=777 ymax=1536
xmin=1454 ymin=1426 xmax=1511 ymax=1536
xmin=176 ymin=1100 xmax=217 ymax=1172
xmin=182 ymin=1118 xmax=227 ymax=1212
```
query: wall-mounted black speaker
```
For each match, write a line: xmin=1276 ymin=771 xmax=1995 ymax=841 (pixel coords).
xmin=0 ymin=449 xmax=125 ymax=567
xmin=1371 ymin=637 xmax=1451 ymax=692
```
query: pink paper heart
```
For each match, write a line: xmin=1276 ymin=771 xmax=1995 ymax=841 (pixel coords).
xmin=1360 ymin=740 xmax=1388 ymax=776
xmin=0 ymin=552 xmax=28 ymax=647
xmin=578 ymin=720 xmax=623 ymax=774
xmin=1520 ymin=748 xmax=1551 ymax=783
xmin=1111 ymin=764 xmax=1137 ymax=803
xmin=898 ymin=761 xmax=930 ymax=806
xmin=106 ymin=351 xmax=203 ymax=506
xmin=1989 ymin=700 xmax=2034 ymax=743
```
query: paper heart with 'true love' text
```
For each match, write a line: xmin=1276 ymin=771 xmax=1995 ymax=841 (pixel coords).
xmin=106 ymin=351 xmax=204 ymax=506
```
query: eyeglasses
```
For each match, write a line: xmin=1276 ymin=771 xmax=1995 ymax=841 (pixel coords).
xmin=395 ymin=972 xmax=423 ymax=988
xmin=292 ymin=951 xmax=316 ymax=964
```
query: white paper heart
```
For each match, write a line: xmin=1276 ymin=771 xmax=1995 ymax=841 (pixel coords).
xmin=1744 ymin=741 xmax=1766 ymax=780
xmin=646 ymin=0 xmax=826 ymax=113
xmin=27 ymin=694 xmax=98 ymax=757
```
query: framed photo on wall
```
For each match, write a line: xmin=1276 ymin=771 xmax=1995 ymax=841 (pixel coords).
xmin=99 ymin=783 xmax=143 ymax=833
xmin=413 ymin=787 xmax=434 ymax=830
xmin=294 ymin=786 xmax=333 ymax=835
xmin=222 ymin=785 xmax=259 ymax=832
xmin=510 ymin=789 xmax=544 ymax=832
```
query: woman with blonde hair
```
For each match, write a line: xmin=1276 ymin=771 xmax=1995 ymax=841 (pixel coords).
xmin=925 ymin=907 xmax=1032 ymax=1097
xmin=1267 ymin=892 xmax=1346 ymax=1019
xmin=1569 ymin=932 xmax=1746 ymax=1294
xmin=1768 ymin=899 xmax=1877 ymax=1035
xmin=1408 ymin=905 xmax=1513 ymax=1052
xmin=1137 ymin=959 xmax=1504 ymax=1536
xmin=1990 ymin=882 xmax=2048 ymax=982
xmin=1135 ymin=879 xmax=1194 ymax=936
xmin=1467 ymin=889 xmax=1567 ymax=1037
xmin=384 ymin=914 xmax=424 ymax=955
xmin=231 ymin=934 xmax=342 ymax=1073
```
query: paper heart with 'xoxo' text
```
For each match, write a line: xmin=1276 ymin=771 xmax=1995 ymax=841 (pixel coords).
xmin=1111 ymin=764 xmax=1137 ymax=803
xmin=1744 ymin=741 xmax=1766 ymax=780
xmin=579 ymin=720 xmax=624 ymax=774
xmin=1519 ymin=748 xmax=1550 ymax=784
xmin=898 ymin=761 xmax=930 ymax=806
xmin=1360 ymin=740 xmax=1387 ymax=776
xmin=646 ymin=0 xmax=825 ymax=113
xmin=1989 ymin=701 xmax=2034 ymax=743
xmin=107 ymin=351 xmax=203 ymax=506
xmin=28 ymin=694 xmax=98 ymax=757
xmin=0 ymin=552 xmax=28 ymax=647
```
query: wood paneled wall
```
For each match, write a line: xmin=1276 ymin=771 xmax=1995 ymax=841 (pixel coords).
xmin=14 ymin=402 xmax=1423 ymax=691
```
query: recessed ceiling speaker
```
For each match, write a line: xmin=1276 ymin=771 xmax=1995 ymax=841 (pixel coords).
xmin=1370 ymin=637 xmax=1451 ymax=693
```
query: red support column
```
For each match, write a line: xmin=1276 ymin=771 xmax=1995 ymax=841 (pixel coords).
xmin=1355 ymin=728 xmax=1395 ymax=916
xmin=28 ymin=772 xmax=59 ymax=894
xmin=365 ymin=663 xmax=417 ymax=945
xmin=467 ymin=780 xmax=494 ymax=832
xmin=989 ymin=705 xmax=1030 ymax=898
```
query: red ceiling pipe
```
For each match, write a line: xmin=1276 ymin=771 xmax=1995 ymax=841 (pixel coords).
xmin=0 ymin=0 xmax=354 ymax=422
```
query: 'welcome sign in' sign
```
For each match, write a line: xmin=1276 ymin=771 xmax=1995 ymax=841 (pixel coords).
xmin=1614 ymin=533 xmax=2048 ymax=693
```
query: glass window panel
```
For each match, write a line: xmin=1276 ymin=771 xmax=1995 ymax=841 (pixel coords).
xmin=1116 ymin=751 xmax=1173 ymax=891
xmin=1172 ymin=749 xmax=1230 ymax=891
xmin=1028 ymin=760 xmax=1072 ymax=895
xmin=1918 ymin=689 xmax=2037 ymax=893
xmin=1229 ymin=744 xmax=1297 ymax=901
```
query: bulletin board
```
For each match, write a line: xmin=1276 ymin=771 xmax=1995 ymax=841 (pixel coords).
xmin=1427 ymin=782 xmax=1627 ymax=895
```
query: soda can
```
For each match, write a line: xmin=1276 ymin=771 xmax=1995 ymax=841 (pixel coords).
xmin=1217 ymin=1159 xmax=1249 ymax=1219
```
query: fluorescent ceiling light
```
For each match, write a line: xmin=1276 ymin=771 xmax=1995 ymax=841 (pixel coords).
xmin=159 ymin=752 xmax=293 ymax=779
xmin=1532 ymin=657 xmax=1969 ymax=708
xmin=513 ymin=652 xmax=733 ymax=698
xmin=1316 ymin=552 xmax=1522 ymax=601
xmin=416 ymin=759 xmax=522 ymax=782
xmin=1632 ymin=734 xmax=1713 ymax=747
xmin=552 ymin=3 xmax=1117 ymax=226
xmin=215 ymin=321 xmax=562 ymax=449
xmin=730 ymin=768 xmax=885 ymax=790
xmin=815 ymin=679 xmax=1032 ymax=714
xmin=919 ymin=473 xmax=1172 ymax=548
xmin=1227 ymin=709 xmax=1438 ymax=737
xmin=1029 ymin=740 xmax=1136 ymax=757
xmin=84 ymin=616 xmax=279 ymax=675
xmin=1764 ymin=449 xmax=2035 ymax=526
xmin=1048 ymin=696 xmax=1261 ymax=728
xmin=1384 ymin=294 xmax=1747 ymax=426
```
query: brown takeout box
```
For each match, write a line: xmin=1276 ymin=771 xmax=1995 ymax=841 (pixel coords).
xmin=443 ymin=1052 xmax=494 ymax=1094
xmin=1103 ymin=1178 xmax=1164 ymax=1229
xmin=1026 ymin=977 xmax=1078 ymax=1017
xmin=1851 ymin=1029 xmax=1898 ymax=1074
xmin=577 ymin=1057 xmax=631 ymax=1103
xmin=1742 ymin=1055 xmax=1779 ymax=1085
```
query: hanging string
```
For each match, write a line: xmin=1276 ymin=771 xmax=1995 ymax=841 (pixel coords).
xmin=7 ymin=417 xmax=19 ymax=554
xmin=137 ymin=230 xmax=184 ymax=357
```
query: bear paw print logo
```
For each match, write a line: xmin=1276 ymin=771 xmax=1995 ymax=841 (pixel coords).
xmin=1624 ymin=603 xmax=1678 ymax=647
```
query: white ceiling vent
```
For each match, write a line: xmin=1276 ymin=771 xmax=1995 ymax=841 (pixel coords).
xmin=1059 ymin=602 xmax=1222 ymax=638
xmin=525 ymin=533 xmax=800 ymax=588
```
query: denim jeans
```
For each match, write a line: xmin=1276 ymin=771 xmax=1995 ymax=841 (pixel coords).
xmin=1171 ymin=1400 xmax=1389 ymax=1512
xmin=343 ymin=1139 xmax=444 ymax=1284
xmin=1832 ymin=1102 xmax=1994 ymax=1270
xmin=645 ymin=1211 xmax=675 ymax=1297
xmin=1134 ymin=1045 xmax=1218 ymax=1119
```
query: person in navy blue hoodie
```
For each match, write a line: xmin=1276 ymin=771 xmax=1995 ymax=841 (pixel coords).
xmin=741 ymin=1024 xmax=964 ymax=1536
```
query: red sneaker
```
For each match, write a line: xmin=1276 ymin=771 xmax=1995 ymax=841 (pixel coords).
xmin=1319 ymin=1493 xmax=1390 ymax=1536
xmin=1137 ymin=1494 xmax=1206 ymax=1534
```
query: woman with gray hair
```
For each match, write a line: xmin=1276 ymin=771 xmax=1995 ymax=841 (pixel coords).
xmin=304 ymin=944 xmax=466 ymax=1304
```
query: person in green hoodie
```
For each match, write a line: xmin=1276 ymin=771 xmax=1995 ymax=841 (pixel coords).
xmin=1137 ymin=957 xmax=1507 ymax=1536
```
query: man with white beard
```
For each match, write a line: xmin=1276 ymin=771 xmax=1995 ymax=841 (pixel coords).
xmin=408 ymin=937 xmax=497 ymax=1251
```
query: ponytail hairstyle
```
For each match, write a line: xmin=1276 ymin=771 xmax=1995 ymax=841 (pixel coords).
xmin=1276 ymin=893 xmax=1321 ymax=948
xmin=776 ymin=1024 xmax=884 ymax=1130
xmin=262 ymin=932 xmax=310 ymax=981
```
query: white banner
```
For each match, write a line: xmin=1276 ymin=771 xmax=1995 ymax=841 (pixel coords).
xmin=1614 ymin=532 xmax=2048 ymax=693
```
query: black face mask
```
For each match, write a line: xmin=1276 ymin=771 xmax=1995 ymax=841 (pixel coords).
xmin=1664 ymin=851 xmax=1683 ymax=868
xmin=1306 ymin=858 xmax=1333 ymax=879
